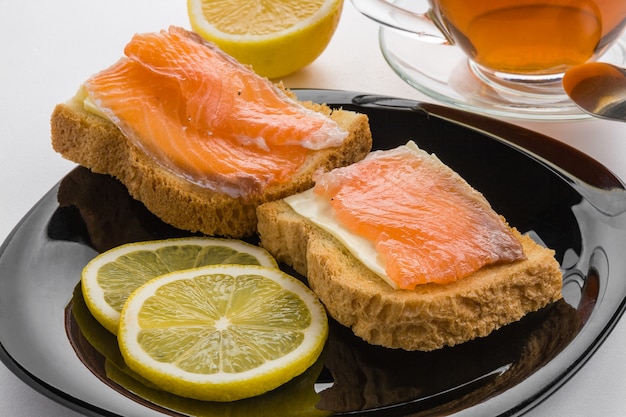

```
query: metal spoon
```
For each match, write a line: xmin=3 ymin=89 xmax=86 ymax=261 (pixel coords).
xmin=562 ymin=62 xmax=626 ymax=122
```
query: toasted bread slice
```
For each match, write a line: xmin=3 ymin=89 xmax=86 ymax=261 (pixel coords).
xmin=51 ymin=97 xmax=372 ymax=238
xmin=256 ymin=200 xmax=563 ymax=351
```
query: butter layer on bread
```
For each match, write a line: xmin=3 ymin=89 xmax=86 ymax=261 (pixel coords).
xmin=286 ymin=142 xmax=526 ymax=289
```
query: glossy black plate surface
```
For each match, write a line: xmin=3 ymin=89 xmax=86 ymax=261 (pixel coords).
xmin=1 ymin=90 xmax=626 ymax=417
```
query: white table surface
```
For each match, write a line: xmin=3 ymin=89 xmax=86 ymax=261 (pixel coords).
xmin=1 ymin=1 xmax=626 ymax=416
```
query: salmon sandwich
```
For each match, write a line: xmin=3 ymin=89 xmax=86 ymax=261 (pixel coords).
xmin=257 ymin=142 xmax=563 ymax=351
xmin=51 ymin=26 xmax=372 ymax=238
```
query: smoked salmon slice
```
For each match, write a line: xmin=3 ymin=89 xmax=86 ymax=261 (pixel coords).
xmin=313 ymin=143 xmax=526 ymax=289
xmin=84 ymin=26 xmax=347 ymax=198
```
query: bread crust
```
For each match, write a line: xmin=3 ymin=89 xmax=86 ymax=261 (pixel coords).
xmin=51 ymin=98 xmax=372 ymax=238
xmin=257 ymin=200 xmax=563 ymax=351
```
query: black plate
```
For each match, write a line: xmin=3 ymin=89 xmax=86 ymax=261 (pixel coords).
xmin=2 ymin=90 xmax=626 ymax=417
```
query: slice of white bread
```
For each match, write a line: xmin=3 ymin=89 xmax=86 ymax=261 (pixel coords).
xmin=51 ymin=97 xmax=372 ymax=238
xmin=256 ymin=200 xmax=563 ymax=351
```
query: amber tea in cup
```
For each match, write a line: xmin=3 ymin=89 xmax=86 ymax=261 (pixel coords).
xmin=438 ymin=0 xmax=626 ymax=77
xmin=352 ymin=0 xmax=626 ymax=82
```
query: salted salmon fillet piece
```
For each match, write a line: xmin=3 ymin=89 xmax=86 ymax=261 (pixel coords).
xmin=84 ymin=26 xmax=347 ymax=198
xmin=313 ymin=143 xmax=526 ymax=289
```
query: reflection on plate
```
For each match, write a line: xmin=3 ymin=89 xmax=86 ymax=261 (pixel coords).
xmin=378 ymin=4 xmax=626 ymax=120
xmin=1 ymin=90 xmax=626 ymax=417
xmin=65 ymin=275 xmax=579 ymax=417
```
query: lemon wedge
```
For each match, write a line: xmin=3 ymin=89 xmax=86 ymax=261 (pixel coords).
xmin=81 ymin=237 xmax=278 ymax=335
xmin=117 ymin=264 xmax=328 ymax=402
xmin=187 ymin=0 xmax=344 ymax=78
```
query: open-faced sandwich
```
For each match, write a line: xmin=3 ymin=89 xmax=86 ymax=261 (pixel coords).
xmin=257 ymin=141 xmax=563 ymax=351
xmin=51 ymin=25 xmax=562 ymax=354
xmin=51 ymin=26 xmax=372 ymax=238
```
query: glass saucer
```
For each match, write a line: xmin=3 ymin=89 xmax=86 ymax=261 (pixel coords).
xmin=379 ymin=26 xmax=626 ymax=120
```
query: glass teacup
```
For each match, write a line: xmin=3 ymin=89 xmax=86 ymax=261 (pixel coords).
xmin=352 ymin=0 xmax=626 ymax=116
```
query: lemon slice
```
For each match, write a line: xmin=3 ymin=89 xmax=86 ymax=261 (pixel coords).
xmin=117 ymin=264 xmax=328 ymax=402
xmin=187 ymin=0 xmax=344 ymax=78
xmin=81 ymin=237 xmax=278 ymax=335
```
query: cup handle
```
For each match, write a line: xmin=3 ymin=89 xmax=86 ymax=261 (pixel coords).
xmin=350 ymin=0 xmax=452 ymax=44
